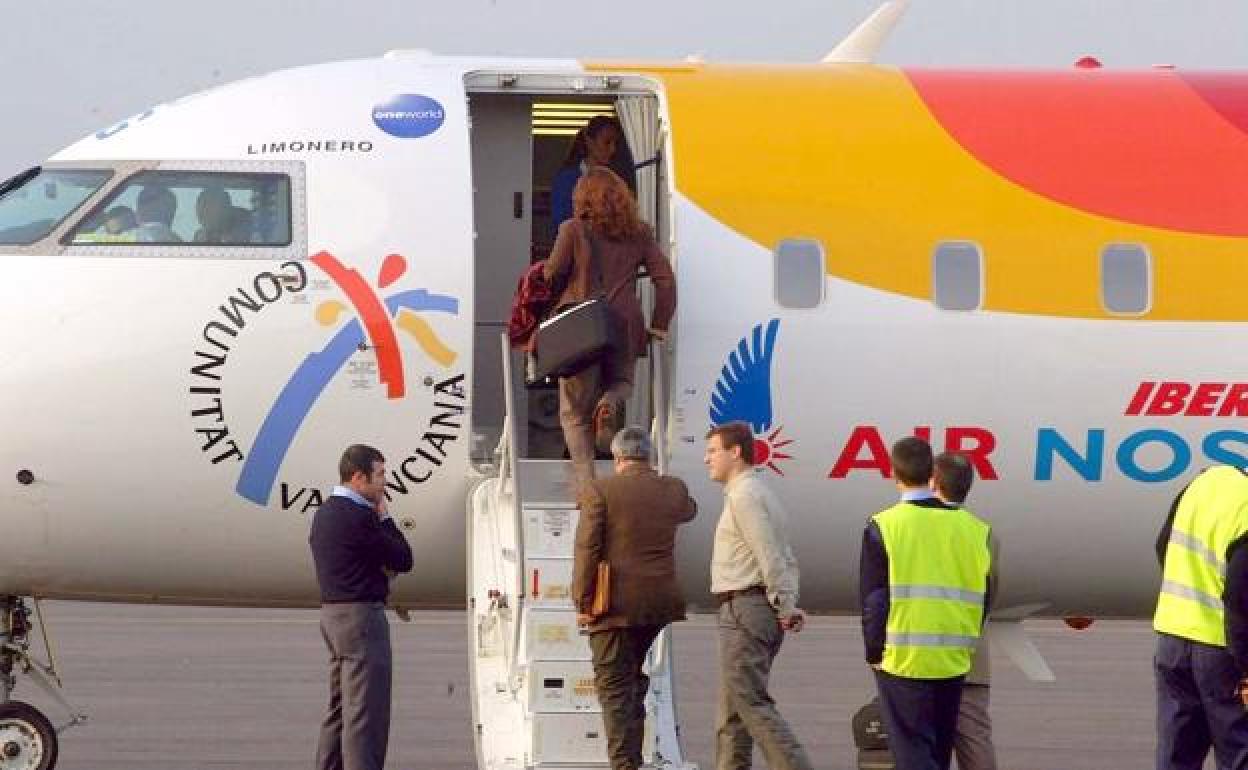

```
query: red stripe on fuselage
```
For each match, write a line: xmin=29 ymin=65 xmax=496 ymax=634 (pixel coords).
xmin=906 ymin=69 xmax=1248 ymax=236
xmin=1178 ymin=72 xmax=1248 ymax=138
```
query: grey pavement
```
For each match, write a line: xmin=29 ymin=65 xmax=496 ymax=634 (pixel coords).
xmin=7 ymin=603 xmax=1185 ymax=769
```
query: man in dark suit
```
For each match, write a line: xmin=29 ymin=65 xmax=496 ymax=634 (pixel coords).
xmin=573 ymin=426 xmax=697 ymax=770
xmin=309 ymin=444 xmax=414 ymax=770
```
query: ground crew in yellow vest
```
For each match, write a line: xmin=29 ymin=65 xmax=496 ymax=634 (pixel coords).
xmin=1153 ymin=465 xmax=1248 ymax=770
xmin=859 ymin=437 xmax=992 ymax=770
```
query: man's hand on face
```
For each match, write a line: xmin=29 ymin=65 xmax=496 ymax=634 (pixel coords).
xmin=576 ymin=613 xmax=595 ymax=628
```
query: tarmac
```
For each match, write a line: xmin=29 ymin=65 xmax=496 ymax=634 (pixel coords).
xmin=10 ymin=602 xmax=1195 ymax=769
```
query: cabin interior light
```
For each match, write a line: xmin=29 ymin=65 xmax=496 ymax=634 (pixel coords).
xmin=531 ymin=103 xmax=616 ymax=137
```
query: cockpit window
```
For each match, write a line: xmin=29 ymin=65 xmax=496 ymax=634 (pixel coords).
xmin=0 ymin=168 xmax=113 ymax=245
xmin=68 ymin=170 xmax=292 ymax=246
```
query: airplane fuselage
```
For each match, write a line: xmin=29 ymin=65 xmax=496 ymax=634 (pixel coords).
xmin=4 ymin=55 xmax=1248 ymax=618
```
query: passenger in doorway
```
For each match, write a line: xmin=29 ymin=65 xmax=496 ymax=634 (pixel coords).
xmin=550 ymin=115 xmax=622 ymax=234
xmin=860 ymin=437 xmax=993 ymax=770
xmin=133 ymin=185 xmax=182 ymax=242
xmin=572 ymin=426 xmax=697 ymax=770
xmin=544 ymin=167 xmax=676 ymax=490
xmin=933 ymin=451 xmax=1000 ymax=770
xmin=308 ymin=445 xmax=414 ymax=770
xmin=705 ymin=421 xmax=814 ymax=770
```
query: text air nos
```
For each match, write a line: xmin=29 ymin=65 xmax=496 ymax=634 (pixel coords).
xmin=825 ymin=382 xmax=1248 ymax=484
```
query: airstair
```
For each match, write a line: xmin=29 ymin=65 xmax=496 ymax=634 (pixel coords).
xmin=468 ymin=335 xmax=695 ymax=770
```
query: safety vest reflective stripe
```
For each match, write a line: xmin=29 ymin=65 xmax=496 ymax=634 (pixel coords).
xmin=885 ymin=632 xmax=978 ymax=648
xmin=891 ymin=585 xmax=984 ymax=604
xmin=1160 ymin=579 xmax=1223 ymax=611
xmin=1168 ymin=530 xmax=1226 ymax=575
xmin=1153 ymin=465 xmax=1248 ymax=647
xmin=874 ymin=502 xmax=991 ymax=680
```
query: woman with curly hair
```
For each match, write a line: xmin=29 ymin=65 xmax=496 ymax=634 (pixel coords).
xmin=543 ymin=167 xmax=677 ymax=488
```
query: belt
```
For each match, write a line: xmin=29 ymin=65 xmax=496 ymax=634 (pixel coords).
xmin=714 ymin=585 xmax=766 ymax=605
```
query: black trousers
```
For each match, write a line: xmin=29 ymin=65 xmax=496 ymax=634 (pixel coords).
xmin=1155 ymin=632 xmax=1248 ymax=770
xmin=874 ymin=669 xmax=963 ymax=770
xmin=589 ymin=625 xmax=663 ymax=770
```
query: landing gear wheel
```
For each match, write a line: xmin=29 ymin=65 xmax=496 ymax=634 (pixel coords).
xmin=0 ymin=701 xmax=57 ymax=770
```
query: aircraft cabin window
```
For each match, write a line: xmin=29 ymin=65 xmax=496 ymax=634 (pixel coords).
xmin=1101 ymin=243 xmax=1151 ymax=315
xmin=932 ymin=241 xmax=983 ymax=311
xmin=0 ymin=167 xmax=113 ymax=245
xmin=774 ymin=238 xmax=825 ymax=309
xmin=67 ymin=170 xmax=292 ymax=247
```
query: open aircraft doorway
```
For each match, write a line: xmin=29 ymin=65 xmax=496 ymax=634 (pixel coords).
xmin=464 ymin=72 xmax=691 ymax=769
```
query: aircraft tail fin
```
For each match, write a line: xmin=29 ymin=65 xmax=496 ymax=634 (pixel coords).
xmin=821 ymin=1 xmax=910 ymax=64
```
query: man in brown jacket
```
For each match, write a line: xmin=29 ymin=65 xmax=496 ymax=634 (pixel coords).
xmin=573 ymin=425 xmax=697 ymax=770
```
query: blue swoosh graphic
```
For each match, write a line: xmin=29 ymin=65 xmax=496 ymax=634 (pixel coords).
xmin=236 ymin=290 xmax=459 ymax=506
xmin=709 ymin=319 xmax=780 ymax=434
xmin=386 ymin=289 xmax=458 ymax=316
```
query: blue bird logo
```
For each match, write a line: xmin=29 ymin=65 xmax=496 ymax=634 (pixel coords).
xmin=709 ymin=319 xmax=793 ymax=474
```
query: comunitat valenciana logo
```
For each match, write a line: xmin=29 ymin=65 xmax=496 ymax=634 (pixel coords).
xmin=372 ymin=94 xmax=446 ymax=138
xmin=186 ymin=252 xmax=464 ymax=512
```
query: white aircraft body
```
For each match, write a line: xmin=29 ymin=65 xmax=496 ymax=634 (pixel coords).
xmin=3 ymin=10 xmax=1247 ymax=764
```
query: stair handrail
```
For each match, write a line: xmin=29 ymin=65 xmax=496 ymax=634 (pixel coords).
xmin=649 ymin=336 xmax=672 ymax=677
xmin=498 ymin=333 xmax=526 ymax=688
xmin=650 ymin=337 xmax=670 ymax=476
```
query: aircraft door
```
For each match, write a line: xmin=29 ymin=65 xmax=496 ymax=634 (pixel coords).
xmin=468 ymin=94 xmax=533 ymax=459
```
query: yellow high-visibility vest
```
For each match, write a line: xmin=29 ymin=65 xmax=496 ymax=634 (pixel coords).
xmin=874 ymin=502 xmax=992 ymax=679
xmin=1154 ymin=465 xmax=1248 ymax=647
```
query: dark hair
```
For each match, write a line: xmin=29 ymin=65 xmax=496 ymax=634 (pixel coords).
xmin=339 ymin=444 xmax=385 ymax=483
xmin=891 ymin=436 xmax=933 ymax=487
xmin=560 ymin=115 xmax=620 ymax=168
xmin=104 ymin=205 xmax=136 ymax=230
xmin=706 ymin=421 xmax=755 ymax=465
xmin=136 ymin=185 xmax=177 ymax=225
xmin=934 ymin=451 xmax=974 ymax=504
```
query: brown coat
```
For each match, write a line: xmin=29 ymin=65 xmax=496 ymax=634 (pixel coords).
xmin=572 ymin=465 xmax=697 ymax=632
xmin=544 ymin=218 xmax=677 ymax=359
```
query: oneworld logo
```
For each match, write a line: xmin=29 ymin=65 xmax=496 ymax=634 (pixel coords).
xmin=372 ymin=94 xmax=446 ymax=138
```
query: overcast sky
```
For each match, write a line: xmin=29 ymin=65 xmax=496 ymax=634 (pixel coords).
xmin=2 ymin=0 xmax=1246 ymax=172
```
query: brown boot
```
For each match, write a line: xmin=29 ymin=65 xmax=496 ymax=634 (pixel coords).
xmin=592 ymin=398 xmax=625 ymax=456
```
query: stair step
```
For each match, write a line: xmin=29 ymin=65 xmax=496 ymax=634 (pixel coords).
xmin=517 ymin=459 xmax=612 ymax=505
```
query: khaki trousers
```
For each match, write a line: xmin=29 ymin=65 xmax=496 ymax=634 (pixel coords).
xmin=715 ymin=593 xmax=813 ymax=770
xmin=954 ymin=683 xmax=997 ymax=770
xmin=558 ymin=348 xmax=635 ymax=489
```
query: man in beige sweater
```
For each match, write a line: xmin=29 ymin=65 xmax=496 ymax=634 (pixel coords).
xmin=705 ymin=421 xmax=813 ymax=770
xmin=933 ymin=451 xmax=999 ymax=770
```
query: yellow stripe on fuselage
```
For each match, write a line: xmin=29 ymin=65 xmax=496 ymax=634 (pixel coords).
xmin=589 ymin=63 xmax=1248 ymax=321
